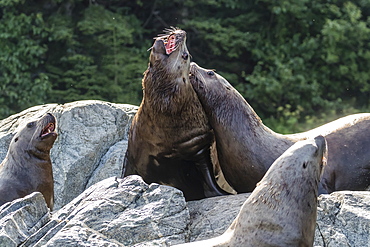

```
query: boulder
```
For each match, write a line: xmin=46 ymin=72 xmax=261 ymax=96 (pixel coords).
xmin=0 ymin=100 xmax=138 ymax=210
xmin=0 ymin=192 xmax=50 ymax=247
xmin=20 ymin=175 xmax=189 ymax=247
xmin=314 ymin=191 xmax=370 ymax=247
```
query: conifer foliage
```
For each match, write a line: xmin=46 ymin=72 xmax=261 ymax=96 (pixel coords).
xmin=1 ymin=0 xmax=369 ymax=132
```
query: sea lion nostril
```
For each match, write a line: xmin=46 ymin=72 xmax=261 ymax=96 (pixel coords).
xmin=182 ymin=52 xmax=189 ymax=60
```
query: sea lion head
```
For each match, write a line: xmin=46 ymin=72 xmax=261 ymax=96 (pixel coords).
xmin=189 ymin=62 xmax=232 ymax=98
xmin=189 ymin=62 xmax=243 ymax=121
xmin=290 ymin=135 xmax=327 ymax=183
xmin=262 ymin=135 xmax=327 ymax=197
xmin=11 ymin=113 xmax=57 ymax=158
xmin=143 ymin=28 xmax=192 ymax=112
xmin=148 ymin=27 xmax=190 ymax=75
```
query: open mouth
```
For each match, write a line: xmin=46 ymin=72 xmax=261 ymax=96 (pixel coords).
xmin=41 ymin=122 xmax=56 ymax=138
xmin=164 ymin=34 xmax=177 ymax=55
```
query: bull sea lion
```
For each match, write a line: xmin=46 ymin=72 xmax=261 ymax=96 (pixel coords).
xmin=0 ymin=113 xmax=57 ymax=210
xmin=189 ymin=62 xmax=370 ymax=194
xmin=122 ymin=28 xmax=228 ymax=200
xmin=175 ymin=136 xmax=327 ymax=247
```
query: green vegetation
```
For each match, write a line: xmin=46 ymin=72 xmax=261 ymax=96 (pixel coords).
xmin=1 ymin=0 xmax=369 ymax=133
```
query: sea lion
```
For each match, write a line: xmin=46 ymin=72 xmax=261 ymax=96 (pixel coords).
xmin=0 ymin=113 xmax=57 ymax=210
xmin=189 ymin=62 xmax=370 ymax=194
xmin=174 ymin=136 xmax=327 ymax=247
xmin=122 ymin=28 xmax=228 ymax=200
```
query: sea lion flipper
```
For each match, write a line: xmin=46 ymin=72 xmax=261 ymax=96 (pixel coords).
xmin=195 ymin=150 xmax=230 ymax=197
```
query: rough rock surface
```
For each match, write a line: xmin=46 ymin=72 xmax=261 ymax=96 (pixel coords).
xmin=0 ymin=100 xmax=138 ymax=210
xmin=86 ymin=139 xmax=128 ymax=189
xmin=1 ymin=178 xmax=369 ymax=246
xmin=0 ymin=192 xmax=50 ymax=247
xmin=7 ymin=176 xmax=188 ymax=247
xmin=186 ymin=193 xmax=250 ymax=242
xmin=314 ymin=191 xmax=370 ymax=247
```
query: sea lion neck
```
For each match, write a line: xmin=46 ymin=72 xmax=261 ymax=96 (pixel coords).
xmin=143 ymin=28 xmax=191 ymax=115
xmin=192 ymin=67 xmax=294 ymax=167
xmin=190 ymin=63 xmax=297 ymax=192
xmin=5 ymin=149 xmax=52 ymax=173
xmin=26 ymin=148 xmax=53 ymax=161
xmin=142 ymin=66 xmax=194 ymax=115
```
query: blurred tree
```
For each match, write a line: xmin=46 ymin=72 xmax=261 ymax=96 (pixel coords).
xmin=44 ymin=2 xmax=148 ymax=104
xmin=0 ymin=0 xmax=51 ymax=118
xmin=178 ymin=0 xmax=370 ymax=132
xmin=0 ymin=0 xmax=369 ymax=135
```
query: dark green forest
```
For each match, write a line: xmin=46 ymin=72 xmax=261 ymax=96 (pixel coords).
xmin=1 ymin=0 xmax=370 ymax=133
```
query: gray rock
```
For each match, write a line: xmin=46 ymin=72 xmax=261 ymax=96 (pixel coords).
xmin=186 ymin=193 xmax=250 ymax=242
xmin=314 ymin=191 xmax=370 ymax=247
xmin=0 ymin=100 xmax=138 ymax=210
xmin=50 ymin=101 xmax=137 ymax=209
xmin=86 ymin=139 xmax=128 ymax=189
xmin=0 ymin=192 xmax=50 ymax=247
xmin=22 ymin=175 xmax=189 ymax=247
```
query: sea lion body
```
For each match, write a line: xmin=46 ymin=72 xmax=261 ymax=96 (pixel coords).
xmin=123 ymin=29 xmax=227 ymax=200
xmin=175 ymin=136 xmax=326 ymax=247
xmin=0 ymin=113 xmax=57 ymax=209
xmin=189 ymin=62 xmax=370 ymax=194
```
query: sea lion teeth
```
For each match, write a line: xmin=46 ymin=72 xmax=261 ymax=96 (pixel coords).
xmin=41 ymin=122 xmax=56 ymax=138
xmin=165 ymin=34 xmax=176 ymax=55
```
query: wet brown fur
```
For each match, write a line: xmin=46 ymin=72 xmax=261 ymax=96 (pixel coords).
xmin=123 ymin=30 xmax=228 ymax=200
xmin=189 ymin=62 xmax=370 ymax=194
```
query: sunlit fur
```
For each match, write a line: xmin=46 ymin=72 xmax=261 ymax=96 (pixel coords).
xmin=123 ymin=30 xmax=227 ymax=200
xmin=189 ymin=61 xmax=370 ymax=194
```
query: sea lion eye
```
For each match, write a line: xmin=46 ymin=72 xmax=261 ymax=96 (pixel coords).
xmin=207 ymin=71 xmax=215 ymax=76
xmin=14 ymin=137 xmax=18 ymax=142
xmin=27 ymin=122 xmax=35 ymax=128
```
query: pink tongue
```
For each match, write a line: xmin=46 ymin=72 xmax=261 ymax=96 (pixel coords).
xmin=165 ymin=35 xmax=176 ymax=55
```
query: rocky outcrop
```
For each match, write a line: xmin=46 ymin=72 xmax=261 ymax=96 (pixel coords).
xmin=22 ymin=176 xmax=188 ymax=247
xmin=0 ymin=101 xmax=369 ymax=247
xmin=1 ymin=176 xmax=369 ymax=247
xmin=0 ymin=176 xmax=188 ymax=247
xmin=0 ymin=100 xmax=138 ymax=210
xmin=0 ymin=193 xmax=50 ymax=246
xmin=315 ymin=191 xmax=370 ymax=247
